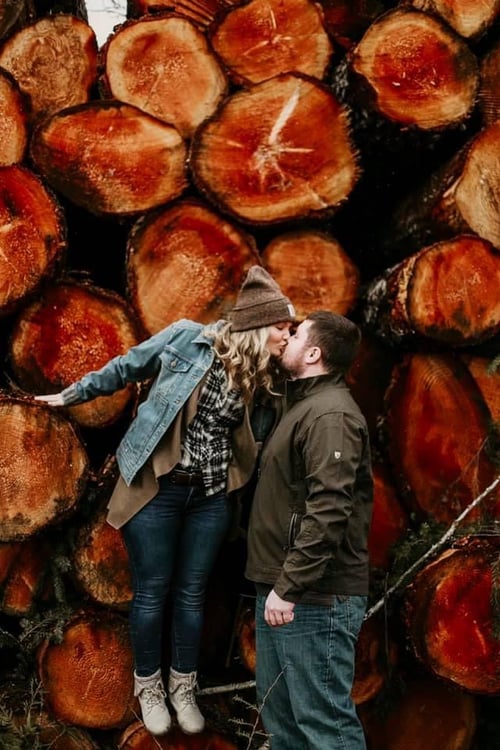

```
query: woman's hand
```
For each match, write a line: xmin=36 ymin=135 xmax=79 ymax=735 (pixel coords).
xmin=34 ymin=393 xmax=65 ymax=407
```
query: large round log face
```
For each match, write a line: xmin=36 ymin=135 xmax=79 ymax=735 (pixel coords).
xmin=0 ymin=398 xmax=89 ymax=541
xmin=30 ymin=101 xmax=188 ymax=215
xmin=190 ymin=73 xmax=360 ymax=224
xmin=103 ymin=15 xmax=228 ymax=138
xmin=404 ymin=537 xmax=500 ymax=695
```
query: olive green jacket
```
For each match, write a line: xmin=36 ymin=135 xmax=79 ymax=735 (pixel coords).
xmin=245 ymin=373 xmax=373 ymax=602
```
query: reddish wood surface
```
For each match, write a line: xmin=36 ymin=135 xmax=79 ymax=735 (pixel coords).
xmin=102 ymin=14 xmax=227 ymax=138
xmin=350 ymin=7 xmax=479 ymax=129
xmin=30 ymin=101 xmax=188 ymax=216
xmin=9 ymin=280 xmax=142 ymax=428
xmin=190 ymin=73 xmax=360 ymax=224
xmin=0 ymin=14 xmax=98 ymax=121
xmin=385 ymin=353 xmax=496 ymax=524
xmin=360 ymin=676 xmax=477 ymax=750
xmin=118 ymin=722 xmax=239 ymax=749
xmin=1 ymin=537 xmax=51 ymax=615
xmin=261 ymin=229 xmax=360 ymax=320
xmin=126 ymin=199 xmax=260 ymax=333
xmin=72 ymin=506 xmax=132 ymax=609
xmin=0 ymin=396 xmax=89 ymax=541
xmin=368 ymin=464 xmax=409 ymax=570
xmin=352 ymin=615 xmax=398 ymax=705
xmin=210 ymin=0 xmax=332 ymax=85
xmin=409 ymin=0 xmax=500 ymax=39
xmin=37 ymin=608 xmax=136 ymax=729
xmin=0 ymin=68 xmax=27 ymax=165
xmin=480 ymin=38 xmax=500 ymax=125
xmin=365 ymin=235 xmax=500 ymax=347
xmin=404 ymin=536 xmax=500 ymax=695
xmin=0 ymin=165 xmax=66 ymax=316
xmin=318 ymin=0 xmax=384 ymax=49
xmin=127 ymin=0 xmax=240 ymax=28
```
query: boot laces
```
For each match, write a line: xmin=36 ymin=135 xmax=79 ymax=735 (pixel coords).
xmin=179 ymin=676 xmax=198 ymax=705
xmin=142 ymin=682 xmax=167 ymax=710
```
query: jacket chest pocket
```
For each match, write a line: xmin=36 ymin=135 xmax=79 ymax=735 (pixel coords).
xmin=154 ymin=349 xmax=195 ymax=404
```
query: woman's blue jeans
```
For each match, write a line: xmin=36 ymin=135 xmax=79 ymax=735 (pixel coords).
xmin=122 ymin=476 xmax=231 ymax=676
xmin=255 ymin=593 xmax=367 ymax=750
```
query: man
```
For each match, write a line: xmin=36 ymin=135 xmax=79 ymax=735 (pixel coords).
xmin=245 ymin=310 xmax=373 ymax=750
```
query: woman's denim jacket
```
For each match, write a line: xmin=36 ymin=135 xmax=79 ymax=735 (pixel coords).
xmin=61 ymin=319 xmax=224 ymax=486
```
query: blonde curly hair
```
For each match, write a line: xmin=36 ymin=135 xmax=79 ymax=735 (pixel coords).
xmin=211 ymin=322 xmax=275 ymax=402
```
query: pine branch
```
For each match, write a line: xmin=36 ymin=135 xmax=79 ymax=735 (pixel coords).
xmin=365 ymin=473 xmax=500 ymax=621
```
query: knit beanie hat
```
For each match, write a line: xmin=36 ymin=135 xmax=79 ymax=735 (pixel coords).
xmin=229 ymin=266 xmax=295 ymax=332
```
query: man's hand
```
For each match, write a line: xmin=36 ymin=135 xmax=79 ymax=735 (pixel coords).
xmin=264 ymin=589 xmax=295 ymax=627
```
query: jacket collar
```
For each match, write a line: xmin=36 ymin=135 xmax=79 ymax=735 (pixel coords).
xmin=284 ymin=372 xmax=346 ymax=403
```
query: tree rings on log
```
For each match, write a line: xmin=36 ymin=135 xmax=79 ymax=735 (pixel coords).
xmin=0 ymin=14 xmax=98 ymax=122
xmin=404 ymin=536 xmax=500 ymax=695
xmin=72 ymin=506 xmax=132 ymax=610
xmin=126 ymin=199 xmax=260 ymax=333
xmin=350 ymin=7 xmax=479 ymax=129
xmin=0 ymin=396 xmax=89 ymax=541
xmin=0 ymin=68 xmax=27 ymax=166
xmin=0 ymin=165 xmax=66 ymax=316
xmin=210 ymin=0 xmax=333 ymax=86
xmin=364 ymin=235 xmax=500 ymax=347
xmin=262 ymin=229 xmax=360 ymax=319
xmin=385 ymin=353 xmax=496 ymax=524
xmin=190 ymin=73 xmax=360 ymax=224
xmin=30 ymin=101 xmax=188 ymax=216
xmin=9 ymin=281 xmax=142 ymax=429
xmin=102 ymin=15 xmax=228 ymax=139
xmin=37 ymin=608 xmax=135 ymax=729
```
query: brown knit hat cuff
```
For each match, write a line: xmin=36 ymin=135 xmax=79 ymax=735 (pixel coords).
xmin=229 ymin=298 xmax=296 ymax=332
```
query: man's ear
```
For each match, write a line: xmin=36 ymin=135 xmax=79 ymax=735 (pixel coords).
xmin=306 ymin=346 xmax=322 ymax=364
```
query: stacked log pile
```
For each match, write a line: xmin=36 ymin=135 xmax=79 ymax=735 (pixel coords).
xmin=0 ymin=0 xmax=499 ymax=748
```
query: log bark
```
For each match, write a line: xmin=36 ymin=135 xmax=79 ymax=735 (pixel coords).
xmin=30 ymin=100 xmax=188 ymax=216
xmin=261 ymin=229 xmax=360 ymax=320
xmin=126 ymin=199 xmax=260 ymax=334
xmin=9 ymin=280 xmax=143 ymax=429
xmin=209 ymin=0 xmax=333 ymax=86
xmin=0 ymin=68 xmax=28 ymax=166
xmin=359 ymin=676 xmax=477 ymax=750
xmin=0 ymin=0 xmax=34 ymax=41
xmin=408 ymin=0 xmax=500 ymax=39
xmin=384 ymin=352 xmax=497 ymax=524
xmin=127 ymin=0 xmax=240 ymax=29
xmin=349 ymin=7 xmax=479 ymax=129
xmin=0 ymin=540 xmax=21 ymax=585
xmin=0 ymin=395 xmax=89 ymax=541
xmin=363 ymin=235 xmax=500 ymax=347
xmin=386 ymin=121 xmax=500 ymax=255
xmin=404 ymin=536 xmax=500 ymax=694
xmin=461 ymin=354 xmax=500 ymax=423
xmin=318 ymin=0 xmax=385 ymax=50
xmin=190 ymin=72 xmax=360 ymax=225
xmin=0 ymin=14 xmax=98 ymax=122
xmin=37 ymin=608 xmax=136 ymax=729
xmin=0 ymin=165 xmax=66 ymax=316
xmin=101 ymin=14 xmax=228 ymax=139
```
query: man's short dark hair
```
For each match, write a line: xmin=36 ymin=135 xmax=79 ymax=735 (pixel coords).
xmin=305 ymin=311 xmax=361 ymax=374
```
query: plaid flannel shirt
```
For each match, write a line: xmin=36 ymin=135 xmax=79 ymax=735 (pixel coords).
xmin=179 ymin=356 xmax=244 ymax=495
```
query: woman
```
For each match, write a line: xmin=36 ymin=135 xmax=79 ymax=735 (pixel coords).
xmin=35 ymin=266 xmax=294 ymax=737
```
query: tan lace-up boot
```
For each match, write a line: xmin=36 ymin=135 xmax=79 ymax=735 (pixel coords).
xmin=134 ymin=669 xmax=171 ymax=735
xmin=168 ymin=668 xmax=205 ymax=734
